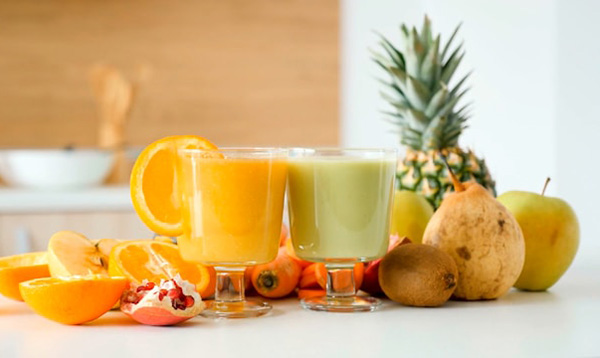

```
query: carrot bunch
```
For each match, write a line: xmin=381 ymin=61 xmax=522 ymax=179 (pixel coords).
xmin=247 ymin=225 xmax=399 ymax=300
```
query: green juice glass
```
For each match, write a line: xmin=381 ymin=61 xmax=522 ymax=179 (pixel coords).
xmin=287 ymin=148 xmax=397 ymax=312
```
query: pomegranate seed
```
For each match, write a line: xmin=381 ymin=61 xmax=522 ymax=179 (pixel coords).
xmin=184 ymin=296 xmax=195 ymax=308
xmin=158 ymin=289 xmax=168 ymax=301
xmin=124 ymin=291 xmax=139 ymax=303
xmin=136 ymin=281 xmax=156 ymax=293
xmin=167 ymin=289 xmax=180 ymax=300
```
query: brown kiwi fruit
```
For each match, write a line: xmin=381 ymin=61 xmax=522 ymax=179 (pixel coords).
xmin=379 ymin=243 xmax=458 ymax=307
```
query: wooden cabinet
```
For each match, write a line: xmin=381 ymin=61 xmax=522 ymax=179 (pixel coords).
xmin=0 ymin=187 xmax=152 ymax=256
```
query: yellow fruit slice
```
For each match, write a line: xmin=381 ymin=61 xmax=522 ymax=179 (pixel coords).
xmin=109 ymin=240 xmax=215 ymax=298
xmin=91 ymin=238 xmax=121 ymax=258
xmin=0 ymin=252 xmax=49 ymax=301
xmin=130 ymin=135 xmax=219 ymax=237
xmin=47 ymin=231 xmax=119 ymax=277
xmin=20 ymin=276 xmax=127 ymax=325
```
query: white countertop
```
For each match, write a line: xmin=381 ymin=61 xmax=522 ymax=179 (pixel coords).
xmin=0 ymin=186 xmax=133 ymax=214
xmin=1 ymin=248 xmax=599 ymax=358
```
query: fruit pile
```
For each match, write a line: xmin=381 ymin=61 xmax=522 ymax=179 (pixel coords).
xmin=372 ymin=16 xmax=580 ymax=306
xmin=382 ymin=173 xmax=578 ymax=306
xmin=0 ymin=231 xmax=210 ymax=325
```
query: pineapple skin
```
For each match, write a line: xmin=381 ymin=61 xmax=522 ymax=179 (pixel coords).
xmin=397 ymin=147 xmax=496 ymax=209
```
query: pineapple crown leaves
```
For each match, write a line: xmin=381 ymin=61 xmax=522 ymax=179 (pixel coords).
xmin=373 ymin=16 xmax=472 ymax=151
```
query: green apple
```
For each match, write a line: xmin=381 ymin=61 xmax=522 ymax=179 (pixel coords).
xmin=390 ymin=190 xmax=434 ymax=243
xmin=497 ymin=183 xmax=579 ymax=291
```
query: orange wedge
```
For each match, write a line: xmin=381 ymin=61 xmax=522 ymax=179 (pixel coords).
xmin=19 ymin=276 xmax=127 ymax=325
xmin=130 ymin=135 xmax=218 ymax=237
xmin=108 ymin=240 xmax=215 ymax=298
xmin=0 ymin=252 xmax=49 ymax=301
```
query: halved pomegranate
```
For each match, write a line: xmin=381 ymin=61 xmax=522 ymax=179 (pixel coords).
xmin=121 ymin=274 xmax=204 ymax=326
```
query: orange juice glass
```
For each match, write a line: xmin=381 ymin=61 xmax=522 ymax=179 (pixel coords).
xmin=176 ymin=148 xmax=287 ymax=318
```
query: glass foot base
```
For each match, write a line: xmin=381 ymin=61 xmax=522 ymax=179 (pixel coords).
xmin=300 ymin=295 xmax=381 ymax=313
xmin=200 ymin=299 xmax=272 ymax=319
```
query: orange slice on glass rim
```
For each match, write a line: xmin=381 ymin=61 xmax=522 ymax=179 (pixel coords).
xmin=130 ymin=135 xmax=218 ymax=237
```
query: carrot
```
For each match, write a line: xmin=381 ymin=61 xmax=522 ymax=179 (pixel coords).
xmin=299 ymin=263 xmax=320 ymax=289
xmin=298 ymin=262 xmax=364 ymax=294
xmin=297 ymin=289 xmax=326 ymax=300
xmin=244 ymin=266 xmax=255 ymax=294
xmin=252 ymin=247 xmax=301 ymax=298
xmin=315 ymin=263 xmax=364 ymax=291
xmin=284 ymin=237 xmax=312 ymax=269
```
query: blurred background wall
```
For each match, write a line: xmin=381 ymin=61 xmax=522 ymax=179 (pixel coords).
xmin=0 ymin=0 xmax=597 ymax=252
xmin=0 ymin=0 xmax=339 ymax=148
xmin=342 ymin=0 xmax=599 ymax=250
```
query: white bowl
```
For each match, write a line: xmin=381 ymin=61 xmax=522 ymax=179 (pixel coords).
xmin=0 ymin=149 xmax=115 ymax=190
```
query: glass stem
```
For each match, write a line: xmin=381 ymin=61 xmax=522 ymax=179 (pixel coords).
xmin=325 ymin=264 xmax=356 ymax=299
xmin=214 ymin=266 xmax=246 ymax=303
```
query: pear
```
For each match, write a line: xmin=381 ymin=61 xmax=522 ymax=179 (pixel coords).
xmin=390 ymin=190 xmax=434 ymax=243
xmin=498 ymin=178 xmax=579 ymax=291
xmin=422 ymin=162 xmax=525 ymax=300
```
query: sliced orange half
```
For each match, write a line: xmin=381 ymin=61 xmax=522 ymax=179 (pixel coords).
xmin=0 ymin=252 xmax=49 ymax=301
xmin=19 ymin=276 xmax=127 ymax=325
xmin=108 ymin=240 xmax=215 ymax=298
xmin=130 ymin=135 xmax=218 ymax=237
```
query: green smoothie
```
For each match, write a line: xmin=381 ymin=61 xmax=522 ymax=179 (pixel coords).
xmin=287 ymin=157 xmax=396 ymax=262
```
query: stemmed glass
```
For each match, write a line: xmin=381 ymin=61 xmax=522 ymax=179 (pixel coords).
xmin=286 ymin=148 xmax=397 ymax=312
xmin=176 ymin=148 xmax=287 ymax=318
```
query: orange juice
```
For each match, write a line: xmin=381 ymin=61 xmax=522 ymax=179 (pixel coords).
xmin=177 ymin=154 xmax=287 ymax=265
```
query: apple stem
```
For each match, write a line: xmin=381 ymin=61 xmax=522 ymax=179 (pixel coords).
xmin=440 ymin=151 xmax=465 ymax=192
xmin=541 ymin=177 xmax=551 ymax=196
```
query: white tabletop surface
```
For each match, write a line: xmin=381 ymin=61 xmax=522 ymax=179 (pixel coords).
xmin=1 ymin=248 xmax=599 ymax=358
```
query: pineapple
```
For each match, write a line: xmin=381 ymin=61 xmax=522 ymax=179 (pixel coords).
xmin=373 ymin=16 xmax=496 ymax=209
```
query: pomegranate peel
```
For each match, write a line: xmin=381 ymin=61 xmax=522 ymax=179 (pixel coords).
xmin=121 ymin=274 xmax=204 ymax=326
xmin=122 ymin=305 xmax=195 ymax=326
